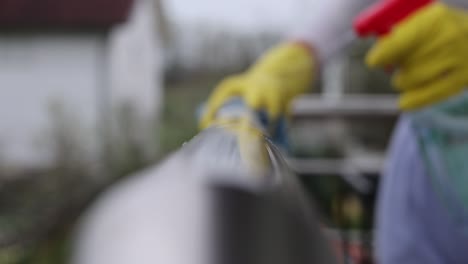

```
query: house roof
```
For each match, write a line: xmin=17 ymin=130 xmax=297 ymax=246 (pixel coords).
xmin=0 ymin=0 xmax=135 ymax=29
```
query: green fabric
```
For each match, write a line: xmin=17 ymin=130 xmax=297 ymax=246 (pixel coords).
xmin=412 ymin=91 xmax=468 ymax=229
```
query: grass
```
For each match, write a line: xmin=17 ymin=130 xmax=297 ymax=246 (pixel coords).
xmin=158 ymin=73 xmax=226 ymax=155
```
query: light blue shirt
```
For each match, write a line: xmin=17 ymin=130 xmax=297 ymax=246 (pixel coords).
xmin=375 ymin=115 xmax=468 ymax=264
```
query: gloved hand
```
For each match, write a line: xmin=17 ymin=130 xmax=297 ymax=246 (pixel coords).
xmin=199 ymin=42 xmax=316 ymax=130
xmin=366 ymin=2 xmax=468 ymax=110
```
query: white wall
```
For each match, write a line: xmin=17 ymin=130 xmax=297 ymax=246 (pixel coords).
xmin=0 ymin=0 xmax=164 ymax=172
xmin=0 ymin=34 xmax=105 ymax=170
xmin=109 ymin=0 xmax=164 ymax=160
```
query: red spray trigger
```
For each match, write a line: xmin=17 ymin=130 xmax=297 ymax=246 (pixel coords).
xmin=354 ymin=0 xmax=434 ymax=37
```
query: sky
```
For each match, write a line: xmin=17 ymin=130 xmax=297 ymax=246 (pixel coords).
xmin=163 ymin=0 xmax=322 ymax=33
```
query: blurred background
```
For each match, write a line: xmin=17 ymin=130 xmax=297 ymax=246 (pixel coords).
xmin=0 ymin=0 xmax=397 ymax=263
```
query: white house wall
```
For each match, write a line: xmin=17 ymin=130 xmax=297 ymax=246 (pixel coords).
xmin=0 ymin=34 xmax=105 ymax=170
xmin=109 ymin=0 xmax=163 ymax=160
xmin=0 ymin=0 xmax=164 ymax=173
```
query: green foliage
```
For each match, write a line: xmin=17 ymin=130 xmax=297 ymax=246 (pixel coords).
xmin=159 ymin=74 xmax=225 ymax=156
xmin=299 ymin=174 xmax=375 ymax=231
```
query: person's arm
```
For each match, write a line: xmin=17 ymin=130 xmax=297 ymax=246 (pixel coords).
xmin=290 ymin=0 xmax=466 ymax=64
xmin=200 ymin=0 xmax=377 ymax=130
xmin=290 ymin=0 xmax=374 ymax=63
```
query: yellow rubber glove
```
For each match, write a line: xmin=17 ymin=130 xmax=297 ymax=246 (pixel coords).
xmin=366 ymin=2 xmax=468 ymax=111
xmin=199 ymin=42 xmax=316 ymax=130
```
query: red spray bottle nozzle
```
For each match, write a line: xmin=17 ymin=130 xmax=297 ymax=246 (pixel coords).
xmin=354 ymin=0 xmax=434 ymax=37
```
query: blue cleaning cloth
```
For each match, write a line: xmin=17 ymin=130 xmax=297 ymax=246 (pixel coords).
xmin=197 ymin=99 xmax=290 ymax=151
